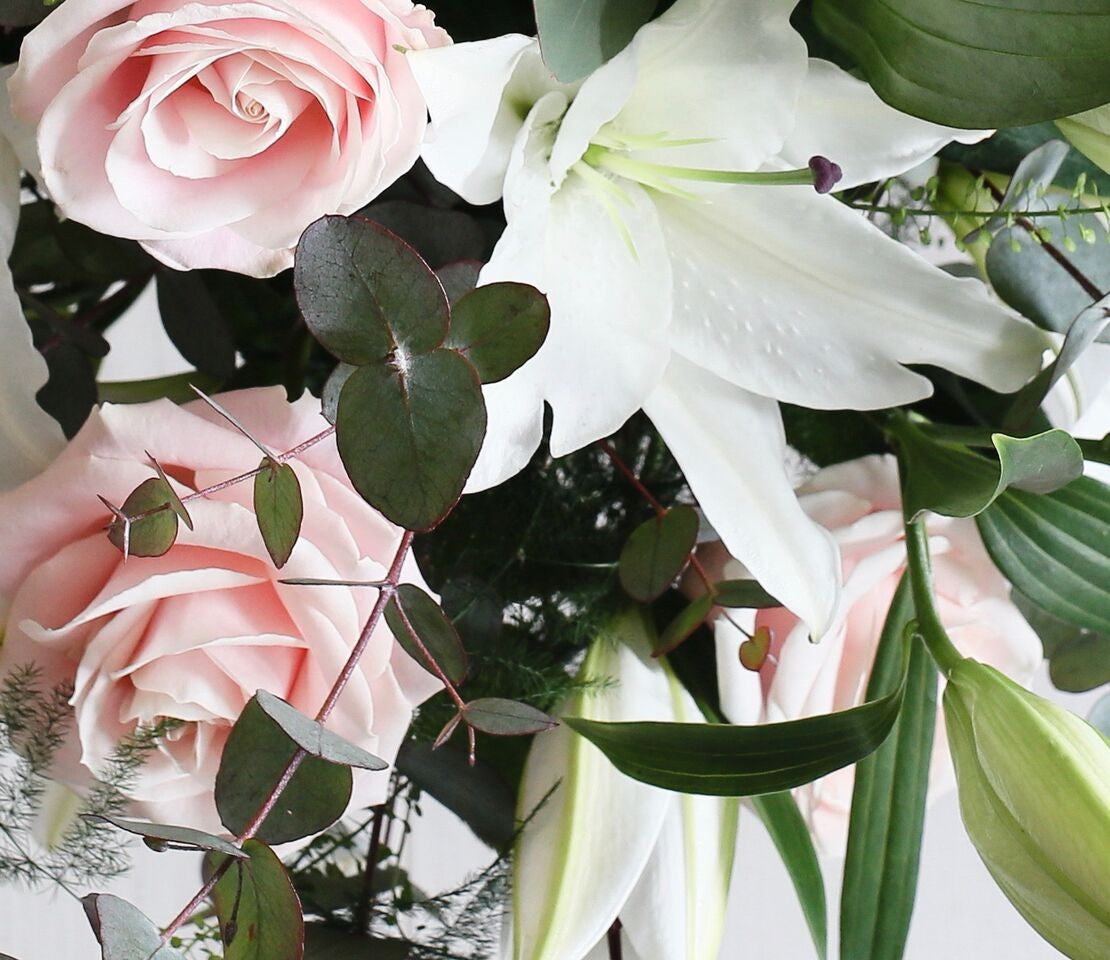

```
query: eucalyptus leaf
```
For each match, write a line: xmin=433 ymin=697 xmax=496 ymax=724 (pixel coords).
xmin=1013 ymin=591 xmax=1110 ymax=693
xmin=215 ymin=697 xmax=353 ymax=845
xmin=654 ymin=593 xmax=714 ymax=656
xmin=147 ymin=456 xmax=193 ymax=530
xmin=106 ymin=477 xmax=180 ymax=559
xmin=964 ymin=140 xmax=1069 ymax=244
xmin=813 ymin=0 xmax=1110 ymax=127
xmin=81 ymin=894 xmax=185 ymax=960
xmin=840 ymin=581 xmax=937 ymax=960
xmin=436 ymin=261 xmax=482 ymax=306
xmin=209 ymin=840 xmax=304 ymax=960
xmin=295 ymin=215 xmax=449 ymax=365
xmin=752 ymin=793 xmax=827 ymax=960
xmin=335 ymin=351 xmax=486 ymax=531
xmin=893 ymin=417 xmax=1083 ymax=520
xmin=253 ymin=459 xmax=303 ymax=569
xmin=565 ymin=636 xmax=911 ymax=796
xmin=534 ymin=0 xmax=658 ymax=82
xmin=254 ymin=690 xmax=388 ymax=770
xmin=712 ymin=579 xmax=781 ymax=609
xmin=86 ymin=815 xmax=246 ymax=859
xmin=444 ymin=282 xmax=550 ymax=384
xmin=617 ymin=505 xmax=699 ymax=603
xmin=156 ymin=270 xmax=236 ymax=380
xmin=384 ymin=583 xmax=469 ymax=685
xmin=977 ymin=476 xmax=1110 ymax=635
xmin=462 ymin=698 xmax=558 ymax=737
xmin=363 ymin=200 xmax=487 ymax=269
xmin=320 ymin=363 xmax=356 ymax=425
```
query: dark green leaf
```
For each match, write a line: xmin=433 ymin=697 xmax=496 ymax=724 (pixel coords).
xmin=462 ymin=698 xmax=558 ymax=736
xmin=156 ymin=270 xmax=236 ymax=380
xmin=893 ymin=417 xmax=1083 ymax=520
xmin=363 ymin=200 xmax=487 ymax=269
xmin=1013 ymin=591 xmax=1110 ymax=692
xmin=303 ymin=927 xmax=409 ymax=960
xmin=534 ymin=0 xmax=658 ymax=82
xmin=254 ymin=459 xmax=304 ymax=569
xmin=254 ymin=690 xmax=387 ymax=770
xmin=336 ymin=351 xmax=486 ymax=531
xmin=617 ymin=505 xmax=698 ymax=603
xmin=209 ymin=840 xmax=304 ymax=960
xmin=396 ymin=741 xmax=515 ymax=850
xmin=86 ymin=815 xmax=246 ymax=859
xmin=38 ymin=341 xmax=96 ymax=439
xmin=840 ymin=581 xmax=937 ymax=960
xmin=564 ymin=637 xmax=911 ymax=796
xmin=107 ymin=477 xmax=179 ymax=559
xmin=654 ymin=593 xmax=714 ymax=656
xmin=977 ymin=476 xmax=1110 ymax=635
xmin=713 ymin=579 xmax=781 ymax=609
xmin=147 ymin=456 xmax=193 ymax=530
xmin=436 ymin=261 xmax=482 ymax=306
xmin=1080 ymin=434 xmax=1110 ymax=466
xmin=385 ymin=583 xmax=469 ymax=685
xmin=752 ymin=793 xmax=827 ymax=960
xmin=97 ymin=372 xmax=220 ymax=406
xmin=81 ymin=894 xmax=185 ymax=960
xmin=320 ymin=363 xmax=356 ymax=425
xmin=295 ymin=215 xmax=449 ymax=364
xmin=0 ymin=0 xmax=56 ymax=26
xmin=439 ymin=575 xmax=504 ymax=646
xmin=215 ymin=698 xmax=353 ymax=845
xmin=444 ymin=282 xmax=550 ymax=384
xmin=813 ymin=0 xmax=1110 ymax=127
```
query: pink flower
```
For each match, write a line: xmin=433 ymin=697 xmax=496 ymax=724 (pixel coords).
xmin=712 ymin=455 xmax=1041 ymax=855
xmin=10 ymin=0 xmax=450 ymax=277
xmin=0 ymin=387 xmax=440 ymax=830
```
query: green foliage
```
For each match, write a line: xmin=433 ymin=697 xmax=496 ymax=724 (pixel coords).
xmin=534 ymin=0 xmax=658 ymax=81
xmin=445 ymin=283 xmax=551 ymax=385
xmin=254 ymin=691 xmax=387 ymax=771
xmin=461 ymin=698 xmax=558 ymax=737
xmin=155 ymin=269 xmax=236 ymax=380
xmin=105 ymin=476 xmax=180 ymax=558
xmin=617 ymin=505 xmax=698 ymax=603
xmin=813 ymin=0 xmax=1110 ymax=127
xmin=840 ymin=581 xmax=938 ymax=960
xmin=209 ymin=841 xmax=304 ymax=960
xmin=1013 ymin=592 xmax=1110 ymax=693
xmin=89 ymin=816 xmax=247 ymax=859
xmin=82 ymin=894 xmax=186 ymax=960
xmin=386 ymin=583 xmax=469 ymax=685
xmin=253 ymin=458 xmax=304 ymax=569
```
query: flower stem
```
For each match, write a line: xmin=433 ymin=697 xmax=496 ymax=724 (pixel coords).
xmin=903 ymin=516 xmax=963 ymax=676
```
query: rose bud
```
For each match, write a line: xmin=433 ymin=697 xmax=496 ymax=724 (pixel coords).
xmin=944 ymin=659 xmax=1110 ymax=960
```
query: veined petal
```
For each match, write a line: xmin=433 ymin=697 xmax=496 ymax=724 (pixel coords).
xmin=778 ymin=59 xmax=990 ymax=190
xmin=0 ymin=116 xmax=65 ymax=492
xmin=609 ymin=0 xmax=806 ymax=172
xmin=619 ymin=666 xmax=739 ymax=960
xmin=512 ymin=611 xmax=676 ymax=960
xmin=659 ymin=185 xmax=1044 ymax=409
xmin=412 ymin=34 xmax=567 ymax=205
xmin=643 ymin=357 xmax=841 ymax=637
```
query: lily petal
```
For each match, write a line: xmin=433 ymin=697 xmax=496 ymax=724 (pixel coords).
xmin=512 ymin=612 xmax=676 ymax=960
xmin=619 ymin=666 xmax=739 ymax=960
xmin=658 ymin=185 xmax=1044 ymax=410
xmin=778 ymin=59 xmax=990 ymax=189
xmin=412 ymin=34 xmax=563 ymax=205
xmin=643 ymin=356 xmax=842 ymax=637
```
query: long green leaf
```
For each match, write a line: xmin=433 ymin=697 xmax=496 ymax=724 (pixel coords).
xmin=840 ymin=580 xmax=938 ymax=960
xmin=977 ymin=476 xmax=1110 ymax=635
xmin=564 ymin=639 xmax=911 ymax=796
xmin=752 ymin=792 xmax=827 ymax=960
xmin=813 ymin=0 xmax=1110 ymax=127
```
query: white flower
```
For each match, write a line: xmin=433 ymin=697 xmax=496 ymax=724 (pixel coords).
xmin=410 ymin=0 xmax=1043 ymax=636
xmin=511 ymin=612 xmax=737 ymax=960
xmin=0 ymin=65 xmax=64 ymax=492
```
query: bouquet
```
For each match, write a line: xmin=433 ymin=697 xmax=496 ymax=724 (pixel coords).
xmin=0 ymin=0 xmax=1107 ymax=958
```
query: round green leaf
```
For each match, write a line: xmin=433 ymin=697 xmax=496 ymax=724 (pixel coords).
xmin=209 ymin=840 xmax=304 ymax=960
xmin=462 ymin=698 xmax=558 ymax=737
xmin=617 ymin=505 xmax=699 ymax=603
xmin=215 ymin=698 xmax=353 ymax=845
xmin=81 ymin=894 xmax=185 ymax=960
xmin=336 ymin=350 xmax=486 ymax=531
xmin=385 ymin=583 xmax=469 ymax=685
xmin=436 ymin=261 xmax=482 ymax=306
xmin=254 ymin=689 xmax=387 ymax=770
xmin=295 ymin=215 xmax=449 ymax=364
xmin=107 ymin=477 xmax=179 ymax=559
xmin=253 ymin=459 xmax=304 ymax=569
xmin=444 ymin=282 xmax=551 ymax=384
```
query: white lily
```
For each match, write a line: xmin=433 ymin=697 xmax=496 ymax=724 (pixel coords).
xmin=410 ymin=0 xmax=1044 ymax=637
xmin=0 ymin=65 xmax=64 ymax=492
xmin=512 ymin=609 xmax=738 ymax=960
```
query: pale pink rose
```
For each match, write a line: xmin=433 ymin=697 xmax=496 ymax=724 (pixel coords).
xmin=0 ymin=387 xmax=441 ymax=830
xmin=712 ymin=454 xmax=1041 ymax=855
xmin=10 ymin=0 xmax=450 ymax=277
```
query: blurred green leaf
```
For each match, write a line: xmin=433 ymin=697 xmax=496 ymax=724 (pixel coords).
xmin=303 ymin=927 xmax=409 ymax=960
xmin=978 ymin=476 xmax=1110 ymax=635
xmin=1013 ymin=591 xmax=1110 ymax=693
xmin=37 ymin=341 xmax=96 ymax=439
xmin=81 ymin=894 xmax=185 ymax=960
xmin=654 ymin=593 xmax=714 ymax=656
xmin=156 ymin=270 xmax=236 ymax=380
xmin=254 ymin=459 xmax=303 ymax=569
xmin=813 ymin=0 xmax=1110 ymax=127
xmin=385 ymin=583 xmax=469 ymax=685
xmin=617 ymin=505 xmax=698 ymax=603
xmin=336 ymin=352 xmax=486 ymax=531
xmin=436 ymin=261 xmax=482 ymax=306
xmin=362 ymin=200 xmax=487 ymax=269
xmin=463 ymin=698 xmax=558 ymax=736
xmin=445 ymin=282 xmax=550 ymax=384
xmin=215 ymin=697 xmax=352 ymax=845
xmin=210 ymin=840 xmax=304 ymax=960
xmin=534 ymin=0 xmax=657 ymax=82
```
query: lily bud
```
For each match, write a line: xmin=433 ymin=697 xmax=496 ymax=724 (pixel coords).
xmin=943 ymin=659 xmax=1110 ymax=959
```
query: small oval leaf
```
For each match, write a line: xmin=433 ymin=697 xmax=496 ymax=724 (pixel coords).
xmin=712 ymin=579 xmax=781 ymax=609
xmin=254 ymin=459 xmax=304 ymax=569
xmin=107 ymin=477 xmax=179 ymax=558
xmin=444 ymin=282 xmax=551 ymax=384
xmin=254 ymin=689 xmax=387 ymax=770
xmin=385 ymin=583 xmax=469 ymax=685
xmin=462 ymin=698 xmax=558 ymax=737
xmin=618 ymin=505 xmax=700 ymax=603
xmin=87 ymin=815 xmax=246 ymax=859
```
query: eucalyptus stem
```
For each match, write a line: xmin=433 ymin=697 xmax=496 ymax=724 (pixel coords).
xmin=903 ymin=517 xmax=963 ymax=676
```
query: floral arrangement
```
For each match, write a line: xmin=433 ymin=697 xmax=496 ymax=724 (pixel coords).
xmin=0 ymin=1 xmax=1108 ymax=959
